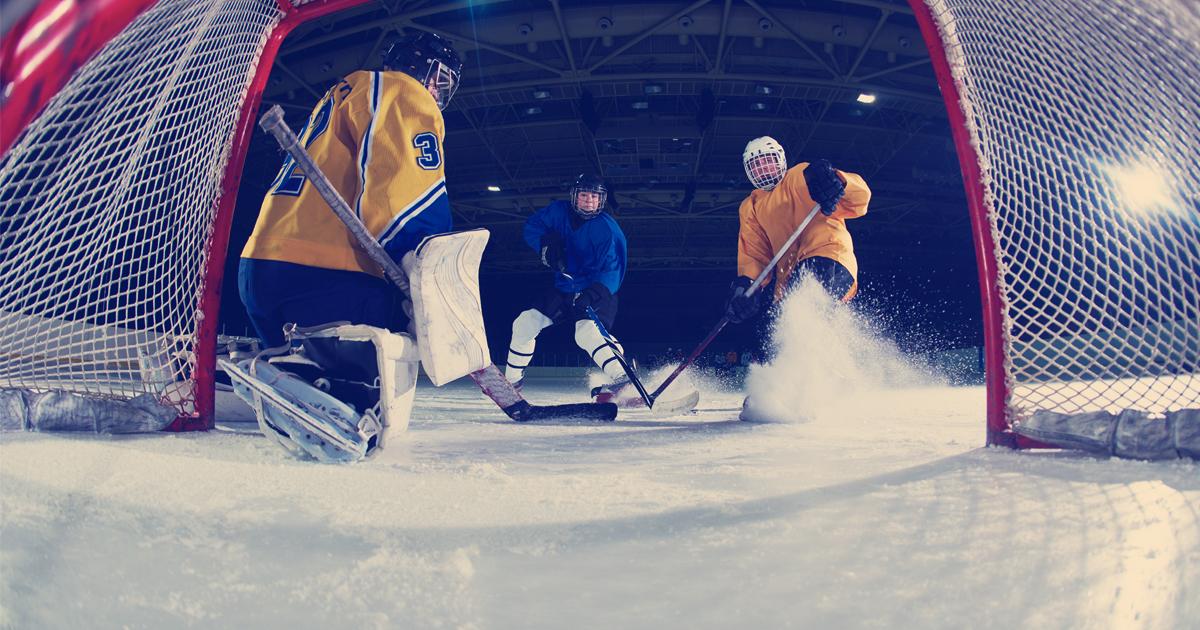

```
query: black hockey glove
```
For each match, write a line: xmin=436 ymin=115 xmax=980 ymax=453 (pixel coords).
xmin=803 ymin=159 xmax=846 ymax=216
xmin=540 ymin=232 xmax=566 ymax=272
xmin=573 ymin=282 xmax=612 ymax=318
xmin=725 ymin=276 xmax=761 ymax=324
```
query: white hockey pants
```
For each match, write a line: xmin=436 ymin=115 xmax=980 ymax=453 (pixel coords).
xmin=504 ymin=308 xmax=627 ymax=383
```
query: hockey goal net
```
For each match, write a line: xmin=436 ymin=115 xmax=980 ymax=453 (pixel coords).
xmin=0 ymin=0 xmax=367 ymax=429
xmin=1 ymin=0 xmax=1196 ymax=439
xmin=912 ymin=0 xmax=1200 ymax=444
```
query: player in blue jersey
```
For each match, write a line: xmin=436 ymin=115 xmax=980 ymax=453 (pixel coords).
xmin=504 ymin=174 xmax=631 ymax=396
xmin=239 ymin=31 xmax=462 ymax=347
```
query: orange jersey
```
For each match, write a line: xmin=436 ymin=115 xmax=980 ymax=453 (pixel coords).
xmin=736 ymin=163 xmax=870 ymax=301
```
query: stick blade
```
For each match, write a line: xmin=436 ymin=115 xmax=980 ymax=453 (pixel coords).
xmin=508 ymin=401 xmax=619 ymax=422
xmin=596 ymin=389 xmax=700 ymax=415
xmin=651 ymin=390 xmax=700 ymax=416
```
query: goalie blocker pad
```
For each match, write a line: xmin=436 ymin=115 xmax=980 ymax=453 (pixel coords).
xmin=220 ymin=324 xmax=420 ymax=463
xmin=403 ymin=229 xmax=491 ymax=386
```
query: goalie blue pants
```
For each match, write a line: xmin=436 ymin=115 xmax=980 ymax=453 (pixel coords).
xmin=238 ymin=258 xmax=402 ymax=347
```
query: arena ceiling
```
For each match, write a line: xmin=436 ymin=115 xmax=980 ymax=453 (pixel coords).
xmin=232 ymin=0 xmax=981 ymax=349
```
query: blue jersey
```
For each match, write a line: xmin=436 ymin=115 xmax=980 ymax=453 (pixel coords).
xmin=523 ymin=200 xmax=627 ymax=294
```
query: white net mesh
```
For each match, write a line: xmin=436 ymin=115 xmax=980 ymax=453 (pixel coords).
xmin=0 ymin=0 xmax=282 ymax=416
xmin=926 ymin=0 xmax=1200 ymax=419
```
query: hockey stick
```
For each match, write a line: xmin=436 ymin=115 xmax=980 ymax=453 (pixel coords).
xmin=645 ymin=204 xmax=823 ymax=404
xmin=583 ymin=306 xmax=699 ymax=414
xmin=583 ymin=306 xmax=652 ymax=407
xmin=257 ymin=105 xmax=616 ymax=422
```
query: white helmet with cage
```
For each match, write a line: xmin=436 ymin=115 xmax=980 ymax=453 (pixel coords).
xmin=742 ymin=136 xmax=787 ymax=191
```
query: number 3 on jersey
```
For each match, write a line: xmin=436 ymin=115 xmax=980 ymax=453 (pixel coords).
xmin=413 ymin=132 xmax=441 ymax=170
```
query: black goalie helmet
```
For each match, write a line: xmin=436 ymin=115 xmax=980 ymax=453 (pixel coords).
xmin=382 ymin=31 xmax=463 ymax=111
xmin=570 ymin=173 xmax=607 ymax=219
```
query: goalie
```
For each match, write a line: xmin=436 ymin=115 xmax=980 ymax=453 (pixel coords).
xmin=239 ymin=31 xmax=462 ymax=347
xmin=229 ymin=35 xmax=615 ymax=462
xmin=229 ymin=32 xmax=467 ymax=462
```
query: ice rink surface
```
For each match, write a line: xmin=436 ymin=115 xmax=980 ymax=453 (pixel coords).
xmin=2 ymin=375 xmax=1198 ymax=629
xmin=4 ymin=283 xmax=1199 ymax=629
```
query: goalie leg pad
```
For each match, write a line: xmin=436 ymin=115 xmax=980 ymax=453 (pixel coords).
xmin=220 ymin=324 xmax=419 ymax=461
xmin=402 ymin=229 xmax=491 ymax=386
xmin=288 ymin=324 xmax=420 ymax=451
xmin=222 ymin=358 xmax=379 ymax=463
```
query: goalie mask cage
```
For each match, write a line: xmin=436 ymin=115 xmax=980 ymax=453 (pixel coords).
xmin=1 ymin=0 xmax=1197 ymax=439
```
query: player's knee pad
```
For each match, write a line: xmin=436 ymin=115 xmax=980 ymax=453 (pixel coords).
xmin=511 ymin=309 xmax=553 ymax=346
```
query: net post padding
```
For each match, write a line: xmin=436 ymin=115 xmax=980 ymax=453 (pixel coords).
xmin=0 ymin=0 xmax=160 ymax=158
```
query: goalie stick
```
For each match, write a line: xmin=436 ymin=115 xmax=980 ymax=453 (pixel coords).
xmin=645 ymin=204 xmax=823 ymax=404
xmin=257 ymin=105 xmax=616 ymax=423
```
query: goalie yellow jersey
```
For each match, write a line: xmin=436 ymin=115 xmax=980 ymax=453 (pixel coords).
xmin=242 ymin=70 xmax=452 ymax=276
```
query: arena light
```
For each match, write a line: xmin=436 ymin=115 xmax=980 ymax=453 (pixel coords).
xmin=1104 ymin=162 xmax=1174 ymax=212
xmin=632 ymin=101 xmax=650 ymax=110
xmin=524 ymin=106 xmax=542 ymax=115
xmin=750 ymin=102 xmax=767 ymax=111
xmin=487 ymin=185 xmax=501 ymax=192
xmin=532 ymin=89 xmax=550 ymax=99
xmin=643 ymin=84 xmax=665 ymax=95
xmin=856 ymin=92 xmax=877 ymax=104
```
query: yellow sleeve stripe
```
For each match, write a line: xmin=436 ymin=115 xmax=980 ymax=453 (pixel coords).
xmin=353 ymin=71 xmax=382 ymax=219
xmin=379 ymin=177 xmax=447 ymax=246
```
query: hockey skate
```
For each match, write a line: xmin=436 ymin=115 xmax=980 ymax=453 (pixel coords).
xmin=220 ymin=323 xmax=422 ymax=463
xmin=590 ymin=376 xmax=636 ymax=405
xmin=738 ymin=395 xmax=778 ymax=422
